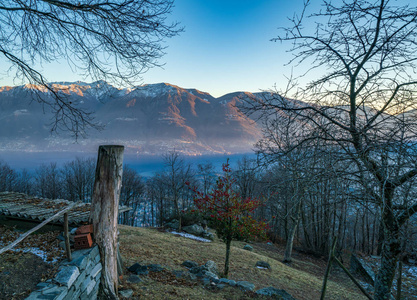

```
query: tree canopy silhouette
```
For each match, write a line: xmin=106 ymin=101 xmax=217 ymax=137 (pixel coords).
xmin=243 ymin=0 xmax=417 ymax=298
xmin=0 ymin=0 xmax=181 ymax=136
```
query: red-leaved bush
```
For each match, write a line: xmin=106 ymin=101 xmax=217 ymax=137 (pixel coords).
xmin=187 ymin=160 xmax=268 ymax=277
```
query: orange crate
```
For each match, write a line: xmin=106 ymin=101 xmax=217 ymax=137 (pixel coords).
xmin=75 ymin=224 xmax=94 ymax=235
xmin=74 ymin=233 xmax=93 ymax=250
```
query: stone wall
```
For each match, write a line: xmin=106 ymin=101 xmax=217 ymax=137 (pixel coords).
xmin=26 ymin=246 xmax=102 ymax=300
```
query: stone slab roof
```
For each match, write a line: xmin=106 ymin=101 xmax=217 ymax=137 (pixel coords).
xmin=0 ymin=192 xmax=131 ymax=226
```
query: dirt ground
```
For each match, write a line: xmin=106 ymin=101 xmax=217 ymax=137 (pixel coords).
xmin=0 ymin=220 xmax=65 ymax=300
xmin=0 ymin=251 xmax=59 ymax=299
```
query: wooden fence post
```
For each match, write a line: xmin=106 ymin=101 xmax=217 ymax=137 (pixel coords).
xmin=64 ymin=212 xmax=71 ymax=261
xmin=89 ymin=145 xmax=124 ymax=300
xmin=320 ymin=236 xmax=372 ymax=300
xmin=333 ymin=256 xmax=373 ymax=299
xmin=320 ymin=238 xmax=337 ymax=300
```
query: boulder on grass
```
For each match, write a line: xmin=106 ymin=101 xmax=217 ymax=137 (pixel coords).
xmin=165 ymin=220 xmax=179 ymax=230
xmin=237 ymin=281 xmax=255 ymax=291
xmin=127 ymin=275 xmax=141 ymax=283
xmin=255 ymin=261 xmax=271 ymax=270
xmin=243 ymin=244 xmax=253 ymax=251
xmin=202 ymin=231 xmax=215 ymax=241
xmin=148 ymin=264 xmax=164 ymax=272
xmin=204 ymin=260 xmax=219 ymax=276
xmin=204 ymin=271 xmax=219 ymax=283
xmin=127 ymin=263 xmax=148 ymax=276
xmin=182 ymin=224 xmax=204 ymax=236
xmin=182 ymin=260 xmax=198 ymax=269
xmin=189 ymin=260 xmax=219 ymax=278
xmin=218 ymin=278 xmax=236 ymax=286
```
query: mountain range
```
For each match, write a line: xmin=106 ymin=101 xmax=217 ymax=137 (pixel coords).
xmin=0 ymin=81 xmax=267 ymax=155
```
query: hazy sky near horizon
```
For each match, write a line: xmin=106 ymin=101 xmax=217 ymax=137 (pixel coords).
xmin=0 ymin=0 xmax=322 ymax=97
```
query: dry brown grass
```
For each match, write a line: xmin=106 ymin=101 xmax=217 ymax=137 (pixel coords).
xmin=118 ymin=225 xmax=367 ymax=299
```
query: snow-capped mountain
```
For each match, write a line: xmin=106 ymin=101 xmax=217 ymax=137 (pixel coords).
xmin=0 ymin=81 xmax=265 ymax=155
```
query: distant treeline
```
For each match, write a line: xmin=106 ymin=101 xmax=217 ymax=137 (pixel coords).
xmin=1 ymin=151 xmax=416 ymax=261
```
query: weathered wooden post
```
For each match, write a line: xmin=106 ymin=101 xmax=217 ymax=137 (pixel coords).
xmin=64 ymin=212 xmax=71 ymax=261
xmin=320 ymin=238 xmax=337 ymax=300
xmin=321 ymin=237 xmax=372 ymax=300
xmin=89 ymin=145 xmax=124 ymax=300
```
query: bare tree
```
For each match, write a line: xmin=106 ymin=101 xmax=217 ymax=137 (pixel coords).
xmin=197 ymin=162 xmax=216 ymax=195
xmin=261 ymin=120 xmax=308 ymax=263
xmin=62 ymin=157 xmax=96 ymax=202
xmin=257 ymin=118 xmax=331 ymax=262
xmin=0 ymin=0 xmax=181 ymax=136
xmin=0 ymin=161 xmax=18 ymax=192
xmin=15 ymin=168 xmax=34 ymax=195
xmin=234 ymin=156 xmax=259 ymax=200
xmin=35 ymin=162 xmax=63 ymax=199
xmin=62 ymin=157 xmax=95 ymax=202
xmin=147 ymin=172 xmax=169 ymax=226
xmin=243 ymin=1 xmax=417 ymax=298
xmin=120 ymin=165 xmax=145 ymax=226
xmin=162 ymin=151 xmax=193 ymax=231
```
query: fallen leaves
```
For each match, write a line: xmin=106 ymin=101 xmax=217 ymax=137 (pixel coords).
xmin=0 ymin=224 xmax=65 ymax=263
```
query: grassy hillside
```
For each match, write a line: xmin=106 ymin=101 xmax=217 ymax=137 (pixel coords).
xmin=118 ymin=226 xmax=367 ymax=299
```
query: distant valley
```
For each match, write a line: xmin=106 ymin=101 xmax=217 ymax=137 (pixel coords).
xmin=0 ymin=81 xmax=266 ymax=155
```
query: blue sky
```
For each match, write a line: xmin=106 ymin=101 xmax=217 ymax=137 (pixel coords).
xmin=142 ymin=0 xmax=308 ymax=97
xmin=0 ymin=0 xmax=312 ymax=97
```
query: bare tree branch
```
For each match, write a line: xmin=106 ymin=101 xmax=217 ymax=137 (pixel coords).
xmin=0 ymin=0 xmax=182 ymax=136
xmin=241 ymin=1 xmax=417 ymax=298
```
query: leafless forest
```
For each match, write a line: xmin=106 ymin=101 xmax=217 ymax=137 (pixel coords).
xmin=1 ymin=151 xmax=416 ymax=264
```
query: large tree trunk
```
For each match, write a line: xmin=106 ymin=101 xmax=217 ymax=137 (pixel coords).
xmin=89 ymin=145 xmax=124 ymax=300
xmin=224 ymin=237 xmax=232 ymax=278
xmin=376 ymin=219 xmax=384 ymax=255
xmin=283 ymin=219 xmax=299 ymax=263
xmin=374 ymin=213 xmax=400 ymax=300
xmin=283 ymin=200 xmax=302 ymax=263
